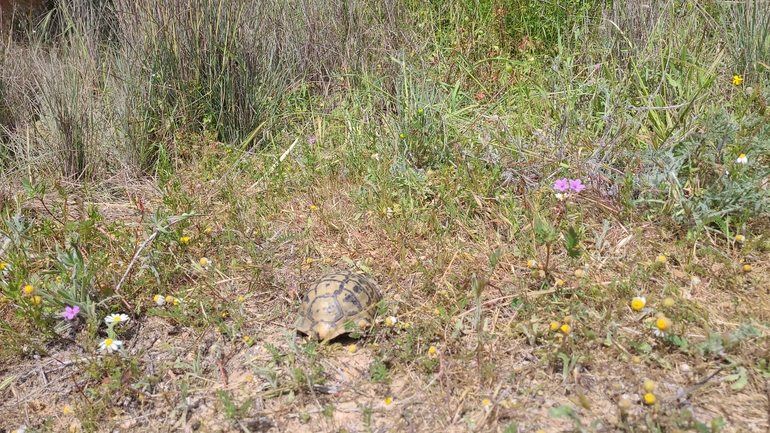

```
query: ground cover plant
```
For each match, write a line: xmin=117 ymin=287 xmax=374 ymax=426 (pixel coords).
xmin=1 ymin=0 xmax=769 ymax=431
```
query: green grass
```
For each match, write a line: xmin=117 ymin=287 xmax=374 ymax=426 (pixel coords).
xmin=1 ymin=0 xmax=769 ymax=431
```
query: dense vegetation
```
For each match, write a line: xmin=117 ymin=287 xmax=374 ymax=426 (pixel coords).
xmin=1 ymin=0 xmax=768 ymax=431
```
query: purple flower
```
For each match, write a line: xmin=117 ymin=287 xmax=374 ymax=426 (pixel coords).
xmin=308 ymin=137 xmax=315 ymax=144
xmin=553 ymin=178 xmax=570 ymax=192
xmin=593 ymin=64 xmax=602 ymax=70
xmin=569 ymin=179 xmax=586 ymax=193
xmin=62 ymin=305 xmax=80 ymax=320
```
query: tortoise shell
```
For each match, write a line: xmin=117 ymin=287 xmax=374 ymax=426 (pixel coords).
xmin=295 ymin=271 xmax=382 ymax=340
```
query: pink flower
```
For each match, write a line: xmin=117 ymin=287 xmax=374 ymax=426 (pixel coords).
xmin=553 ymin=178 xmax=570 ymax=192
xmin=308 ymin=137 xmax=315 ymax=144
xmin=62 ymin=305 xmax=80 ymax=320
xmin=569 ymin=179 xmax=585 ymax=193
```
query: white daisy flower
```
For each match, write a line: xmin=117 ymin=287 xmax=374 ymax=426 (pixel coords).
xmin=654 ymin=317 xmax=672 ymax=337
xmin=104 ymin=313 xmax=130 ymax=325
xmin=631 ymin=296 xmax=646 ymax=311
xmin=199 ymin=257 xmax=211 ymax=270
xmin=736 ymin=153 xmax=748 ymax=164
xmin=154 ymin=294 xmax=166 ymax=306
xmin=99 ymin=338 xmax=123 ymax=353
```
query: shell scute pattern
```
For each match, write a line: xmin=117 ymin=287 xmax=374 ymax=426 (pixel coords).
xmin=296 ymin=271 xmax=382 ymax=340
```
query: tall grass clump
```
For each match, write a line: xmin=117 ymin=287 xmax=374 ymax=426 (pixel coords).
xmin=720 ymin=0 xmax=770 ymax=82
xmin=0 ymin=0 xmax=412 ymax=181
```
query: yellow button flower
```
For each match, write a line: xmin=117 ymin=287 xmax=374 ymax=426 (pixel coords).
xmin=644 ymin=393 xmax=656 ymax=405
xmin=732 ymin=75 xmax=743 ymax=86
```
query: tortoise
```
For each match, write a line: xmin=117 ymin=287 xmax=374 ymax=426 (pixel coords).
xmin=295 ymin=271 xmax=382 ymax=341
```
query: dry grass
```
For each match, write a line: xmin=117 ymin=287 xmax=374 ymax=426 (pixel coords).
xmin=2 ymin=138 xmax=769 ymax=431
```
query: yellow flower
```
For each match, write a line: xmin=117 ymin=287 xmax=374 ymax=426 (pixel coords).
xmin=31 ymin=296 xmax=42 ymax=306
xmin=555 ymin=279 xmax=564 ymax=287
xmin=560 ymin=323 xmax=571 ymax=334
xmin=306 ymin=258 xmax=313 ymax=264
xmin=527 ymin=259 xmax=538 ymax=269
xmin=180 ymin=236 xmax=191 ymax=244
xmin=243 ymin=336 xmax=251 ymax=343
xmin=735 ymin=234 xmax=745 ymax=243
xmin=631 ymin=296 xmax=646 ymax=311
xmin=418 ymin=108 xmax=424 ymax=115
xmin=654 ymin=317 xmax=672 ymax=337
xmin=574 ymin=269 xmax=584 ymax=278
xmin=732 ymin=75 xmax=743 ymax=86
xmin=62 ymin=404 xmax=73 ymax=415
xmin=165 ymin=295 xmax=175 ymax=304
xmin=204 ymin=227 xmax=212 ymax=234
xmin=384 ymin=397 xmax=393 ymax=405
xmin=154 ymin=294 xmax=166 ymax=306
xmin=23 ymin=285 xmax=34 ymax=295
xmin=428 ymin=346 xmax=437 ymax=354
xmin=199 ymin=257 xmax=210 ymax=268
xmin=662 ymin=297 xmax=675 ymax=308
xmin=310 ymin=205 xmax=317 ymax=210
xmin=550 ymin=321 xmax=559 ymax=331
xmin=655 ymin=255 xmax=667 ymax=264
xmin=399 ymin=133 xmax=405 ymax=139
xmin=237 ymin=296 xmax=245 ymax=303
xmin=563 ymin=316 xmax=572 ymax=324
xmin=434 ymin=308 xmax=440 ymax=315
xmin=643 ymin=393 xmax=656 ymax=405
xmin=0 ymin=262 xmax=6 ymax=271
xmin=743 ymin=264 xmax=751 ymax=272
xmin=348 ymin=344 xmax=357 ymax=353
xmin=385 ymin=316 xmax=397 ymax=327
xmin=643 ymin=380 xmax=655 ymax=392
xmin=632 ymin=356 xmax=642 ymax=364
xmin=482 ymin=398 xmax=491 ymax=409
xmin=403 ymin=322 xmax=411 ymax=328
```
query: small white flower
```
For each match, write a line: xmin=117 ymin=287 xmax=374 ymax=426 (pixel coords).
xmin=99 ymin=338 xmax=123 ymax=353
xmin=154 ymin=294 xmax=166 ymax=306
xmin=104 ymin=313 xmax=130 ymax=325
xmin=199 ymin=257 xmax=210 ymax=270
xmin=736 ymin=153 xmax=748 ymax=164
xmin=385 ymin=316 xmax=398 ymax=326
xmin=555 ymin=193 xmax=565 ymax=201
